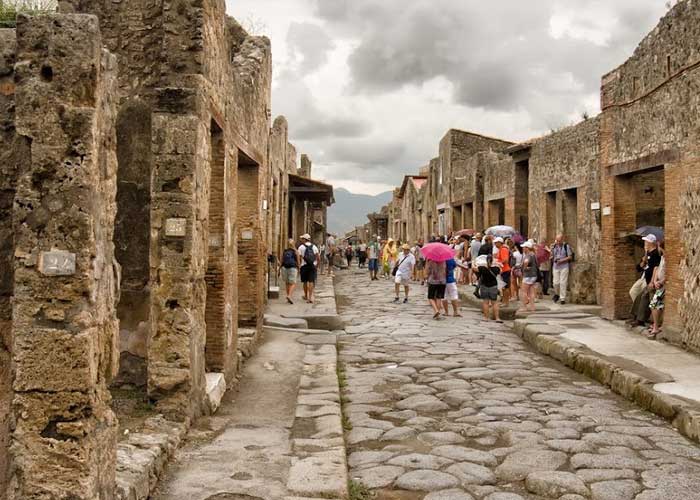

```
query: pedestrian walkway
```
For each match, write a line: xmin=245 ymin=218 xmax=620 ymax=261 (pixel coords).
xmin=151 ymin=276 xmax=347 ymax=500
xmin=336 ymin=268 xmax=700 ymax=499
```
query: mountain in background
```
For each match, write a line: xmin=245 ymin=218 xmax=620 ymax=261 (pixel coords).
xmin=327 ymin=188 xmax=393 ymax=236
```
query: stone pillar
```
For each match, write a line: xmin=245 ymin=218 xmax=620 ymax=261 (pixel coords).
xmin=10 ymin=14 xmax=119 ymax=499
xmin=0 ymin=28 xmax=20 ymax=500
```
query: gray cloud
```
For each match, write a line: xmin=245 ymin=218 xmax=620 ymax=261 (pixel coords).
xmin=313 ymin=0 xmax=668 ymax=124
xmin=287 ymin=21 xmax=334 ymax=73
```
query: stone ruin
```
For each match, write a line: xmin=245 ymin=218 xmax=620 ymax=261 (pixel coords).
xmin=0 ymin=1 xmax=333 ymax=497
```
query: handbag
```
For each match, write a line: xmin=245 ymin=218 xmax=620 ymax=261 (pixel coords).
xmin=392 ymin=256 xmax=409 ymax=276
xmin=629 ymin=275 xmax=647 ymax=301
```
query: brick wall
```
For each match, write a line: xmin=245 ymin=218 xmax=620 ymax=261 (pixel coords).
xmin=237 ymin=160 xmax=264 ymax=327
xmin=599 ymin=0 xmax=700 ymax=337
xmin=0 ymin=28 xmax=18 ymax=499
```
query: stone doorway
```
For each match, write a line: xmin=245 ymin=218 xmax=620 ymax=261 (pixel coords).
xmin=488 ymin=198 xmax=506 ymax=227
xmin=113 ymin=100 xmax=152 ymax=388
xmin=515 ymin=159 xmax=530 ymax=236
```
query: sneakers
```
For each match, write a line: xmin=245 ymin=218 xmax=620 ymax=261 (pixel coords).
xmin=560 ymin=300 xmax=566 ymax=305
xmin=403 ymin=298 xmax=408 ymax=304
xmin=393 ymin=297 xmax=400 ymax=303
xmin=552 ymin=294 xmax=560 ymax=303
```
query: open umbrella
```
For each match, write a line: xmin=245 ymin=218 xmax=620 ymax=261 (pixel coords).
xmin=486 ymin=225 xmax=516 ymax=238
xmin=636 ymin=226 xmax=664 ymax=242
xmin=455 ymin=229 xmax=475 ymax=237
xmin=420 ymin=242 xmax=457 ymax=262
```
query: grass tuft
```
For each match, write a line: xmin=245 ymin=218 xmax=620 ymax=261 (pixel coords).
xmin=348 ymin=480 xmax=373 ymax=500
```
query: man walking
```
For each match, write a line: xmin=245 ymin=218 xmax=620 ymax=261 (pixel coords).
xmin=298 ymin=234 xmax=320 ymax=303
xmin=325 ymin=233 xmax=336 ymax=276
xmin=393 ymin=244 xmax=416 ymax=303
xmin=367 ymin=237 xmax=380 ymax=281
xmin=279 ymin=239 xmax=299 ymax=304
xmin=551 ymin=234 xmax=573 ymax=305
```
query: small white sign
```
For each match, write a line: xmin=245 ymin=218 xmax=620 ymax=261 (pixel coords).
xmin=39 ymin=251 xmax=76 ymax=276
xmin=262 ymin=200 xmax=268 ymax=210
xmin=165 ymin=218 xmax=187 ymax=237
xmin=209 ymin=234 xmax=223 ymax=248
xmin=241 ymin=229 xmax=254 ymax=241
xmin=591 ymin=202 xmax=601 ymax=210
xmin=602 ymin=206 xmax=612 ymax=216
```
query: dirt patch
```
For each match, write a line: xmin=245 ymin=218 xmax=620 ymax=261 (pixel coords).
xmin=110 ymin=385 xmax=157 ymax=440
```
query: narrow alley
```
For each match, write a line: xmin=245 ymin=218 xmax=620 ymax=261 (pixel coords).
xmin=335 ymin=268 xmax=700 ymax=499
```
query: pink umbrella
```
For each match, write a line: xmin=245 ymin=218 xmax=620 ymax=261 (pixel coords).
xmin=420 ymin=242 xmax=457 ymax=262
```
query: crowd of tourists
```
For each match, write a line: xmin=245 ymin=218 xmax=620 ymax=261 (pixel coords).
xmin=276 ymin=229 xmax=665 ymax=337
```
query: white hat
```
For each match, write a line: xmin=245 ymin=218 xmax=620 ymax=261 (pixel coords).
xmin=301 ymin=233 xmax=311 ymax=240
xmin=642 ymin=234 xmax=657 ymax=243
xmin=522 ymin=241 xmax=534 ymax=249
xmin=494 ymin=237 xmax=504 ymax=244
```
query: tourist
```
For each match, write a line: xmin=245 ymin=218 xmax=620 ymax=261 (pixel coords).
xmin=443 ymin=257 xmax=467 ymax=317
xmin=508 ymin=238 xmax=522 ymax=303
xmin=629 ymin=234 xmax=661 ymax=327
xmin=494 ymin=237 xmax=512 ymax=305
xmin=383 ymin=239 xmax=398 ymax=279
xmin=325 ymin=233 xmax=336 ymax=276
xmin=279 ymin=239 xmax=299 ymax=304
xmin=413 ymin=239 xmax=426 ymax=285
xmin=345 ymin=244 xmax=354 ymax=268
xmin=518 ymin=241 xmax=539 ymax=313
xmin=648 ymin=241 xmax=666 ymax=338
xmin=426 ymin=258 xmax=447 ymax=319
xmin=367 ymin=237 xmax=380 ymax=281
xmin=475 ymin=254 xmax=502 ymax=322
xmin=535 ymin=239 xmax=552 ymax=297
xmin=393 ymin=244 xmax=416 ymax=303
xmin=551 ymin=234 xmax=574 ymax=305
xmin=358 ymin=240 xmax=368 ymax=268
xmin=298 ymin=234 xmax=320 ymax=303
xmin=469 ymin=233 xmax=483 ymax=284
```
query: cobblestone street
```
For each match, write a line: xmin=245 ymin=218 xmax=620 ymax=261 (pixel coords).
xmin=336 ymin=269 xmax=700 ymax=500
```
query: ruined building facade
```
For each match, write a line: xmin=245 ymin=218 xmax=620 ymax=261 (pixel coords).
xmin=371 ymin=0 xmax=700 ymax=344
xmin=0 ymin=2 xmax=332 ymax=498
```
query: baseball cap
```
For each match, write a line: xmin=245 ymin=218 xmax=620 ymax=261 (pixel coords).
xmin=642 ymin=234 xmax=657 ymax=243
xmin=522 ymin=241 xmax=534 ymax=249
xmin=402 ymin=244 xmax=410 ymax=250
xmin=301 ymin=233 xmax=311 ymax=240
xmin=494 ymin=237 xmax=504 ymax=244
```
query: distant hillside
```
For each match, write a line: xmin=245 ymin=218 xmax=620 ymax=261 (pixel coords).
xmin=328 ymin=188 xmax=393 ymax=235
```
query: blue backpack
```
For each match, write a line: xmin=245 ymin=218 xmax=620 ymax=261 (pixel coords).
xmin=282 ymin=249 xmax=297 ymax=268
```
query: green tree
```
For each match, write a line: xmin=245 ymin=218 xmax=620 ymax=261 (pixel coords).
xmin=0 ymin=0 xmax=57 ymax=28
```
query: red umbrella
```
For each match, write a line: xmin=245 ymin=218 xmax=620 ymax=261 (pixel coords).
xmin=421 ymin=242 xmax=457 ymax=262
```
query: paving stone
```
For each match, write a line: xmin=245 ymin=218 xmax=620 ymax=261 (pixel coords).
xmin=394 ymin=470 xmax=460 ymax=491
xmin=576 ymin=468 xmax=637 ymax=483
xmin=380 ymin=427 xmax=417 ymax=441
xmin=446 ymin=462 xmax=497 ymax=485
xmin=386 ymin=453 xmax=453 ymax=470
xmin=418 ymin=432 xmax=466 ymax=445
xmin=570 ymin=453 xmax=648 ymax=470
xmin=347 ymin=451 xmax=396 ymax=468
xmin=346 ymin=427 xmax=384 ymax=445
xmin=525 ymin=471 xmax=589 ymax=497
xmin=589 ymin=480 xmax=641 ymax=500
xmin=495 ymin=450 xmax=568 ymax=481
xmin=424 ymin=489 xmax=475 ymax=500
xmin=483 ymin=493 xmax=526 ymax=500
xmin=350 ymin=465 xmax=404 ymax=489
xmin=396 ymin=394 xmax=450 ymax=412
xmin=432 ymin=446 xmax=498 ymax=466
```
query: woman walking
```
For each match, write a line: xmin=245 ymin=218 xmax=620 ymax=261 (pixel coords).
xmin=426 ymin=258 xmax=447 ymax=319
xmin=475 ymin=254 xmax=502 ymax=322
xmin=518 ymin=241 xmax=538 ymax=313
xmin=508 ymin=239 xmax=522 ymax=304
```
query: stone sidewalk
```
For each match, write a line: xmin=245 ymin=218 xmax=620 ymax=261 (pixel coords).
xmin=460 ymin=286 xmax=700 ymax=443
xmin=151 ymin=275 xmax=348 ymax=499
xmin=336 ymin=267 xmax=700 ymax=499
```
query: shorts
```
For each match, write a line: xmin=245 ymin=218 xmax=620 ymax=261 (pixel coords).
xmin=523 ymin=277 xmax=538 ymax=286
xmin=300 ymin=264 xmax=317 ymax=283
xmin=428 ymin=284 xmax=446 ymax=300
xmin=280 ymin=266 xmax=298 ymax=284
xmin=416 ymin=259 xmax=425 ymax=270
xmin=395 ymin=272 xmax=410 ymax=286
xmin=368 ymin=259 xmax=379 ymax=271
xmin=501 ymin=271 xmax=511 ymax=289
xmin=479 ymin=285 xmax=499 ymax=301
xmin=650 ymin=288 xmax=665 ymax=310
xmin=445 ymin=282 xmax=459 ymax=301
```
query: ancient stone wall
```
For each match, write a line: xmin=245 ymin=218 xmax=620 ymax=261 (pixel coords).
xmin=528 ymin=118 xmax=601 ymax=304
xmin=599 ymin=0 xmax=700 ymax=337
xmin=0 ymin=27 xmax=19 ymax=500
xmin=9 ymin=14 xmax=119 ymax=498
xmin=481 ymin=151 xmax=517 ymax=229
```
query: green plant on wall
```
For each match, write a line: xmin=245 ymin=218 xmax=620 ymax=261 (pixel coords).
xmin=0 ymin=0 xmax=57 ymax=28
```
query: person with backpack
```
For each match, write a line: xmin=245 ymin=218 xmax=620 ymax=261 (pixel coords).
xmin=551 ymin=233 xmax=574 ymax=305
xmin=298 ymin=234 xmax=320 ymax=303
xmin=279 ymin=239 xmax=299 ymax=304
xmin=494 ymin=237 xmax=512 ymax=306
xmin=475 ymin=254 xmax=502 ymax=322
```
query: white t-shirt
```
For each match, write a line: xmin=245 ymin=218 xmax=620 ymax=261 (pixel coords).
xmin=513 ymin=250 xmax=523 ymax=267
xmin=298 ymin=244 xmax=319 ymax=266
xmin=396 ymin=253 xmax=416 ymax=276
xmin=359 ymin=244 xmax=367 ymax=252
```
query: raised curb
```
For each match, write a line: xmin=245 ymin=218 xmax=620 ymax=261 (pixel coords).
xmin=510 ymin=318 xmax=700 ymax=444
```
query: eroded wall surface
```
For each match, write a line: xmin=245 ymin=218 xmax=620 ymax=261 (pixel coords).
xmin=10 ymin=14 xmax=119 ymax=499
xmin=599 ymin=0 xmax=700 ymax=337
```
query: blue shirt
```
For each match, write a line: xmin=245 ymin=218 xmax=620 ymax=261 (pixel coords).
xmin=446 ymin=259 xmax=457 ymax=284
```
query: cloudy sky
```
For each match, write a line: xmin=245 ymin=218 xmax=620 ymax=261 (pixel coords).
xmin=225 ymin=0 xmax=670 ymax=195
